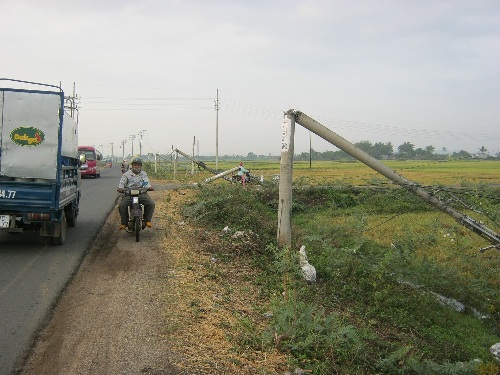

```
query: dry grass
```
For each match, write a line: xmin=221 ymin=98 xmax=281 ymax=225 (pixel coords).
xmin=161 ymin=159 xmax=500 ymax=187
xmin=155 ymin=188 xmax=288 ymax=375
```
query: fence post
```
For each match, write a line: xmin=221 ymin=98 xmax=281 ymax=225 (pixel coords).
xmin=277 ymin=112 xmax=295 ymax=247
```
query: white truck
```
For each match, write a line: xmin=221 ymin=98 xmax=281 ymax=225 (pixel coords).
xmin=0 ymin=78 xmax=82 ymax=245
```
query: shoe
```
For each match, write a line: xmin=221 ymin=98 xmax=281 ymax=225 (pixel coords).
xmin=119 ymin=224 xmax=126 ymax=230
xmin=145 ymin=221 xmax=152 ymax=228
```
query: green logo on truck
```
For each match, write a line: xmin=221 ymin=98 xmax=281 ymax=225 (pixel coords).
xmin=10 ymin=127 xmax=45 ymax=146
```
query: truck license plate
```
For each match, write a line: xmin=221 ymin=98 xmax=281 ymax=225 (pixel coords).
xmin=0 ymin=215 xmax=11 ymax=228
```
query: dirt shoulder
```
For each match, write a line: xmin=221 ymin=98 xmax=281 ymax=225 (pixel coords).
xmin=19 ymin=187 xmax=287 ymax=375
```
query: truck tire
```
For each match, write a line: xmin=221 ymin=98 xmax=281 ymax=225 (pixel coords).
xmin=66 ymin=204 xmax=78 ymax=227
xmin=52 ymin=211 xmax=67 ymax=246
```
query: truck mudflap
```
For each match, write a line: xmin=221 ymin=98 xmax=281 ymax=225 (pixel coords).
xmin=39 ymin=209 xmax=67 ymax=246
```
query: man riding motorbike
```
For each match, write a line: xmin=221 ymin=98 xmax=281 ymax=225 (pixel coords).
xmin=117 ymin=156 xmax=155 ymax=230
xmin=121 ymin=159 xmax=129 ymax=174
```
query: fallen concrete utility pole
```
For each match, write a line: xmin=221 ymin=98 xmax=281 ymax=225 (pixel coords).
xmin=174 ymin=148 xmax=219 ymax=175
xmin=174 ymin=148 xmax=237 ymax=184
xmin=285 ymin=109 xmax=500 ymax=252
xmin=203 ymin=167 xmax=240 ymax=184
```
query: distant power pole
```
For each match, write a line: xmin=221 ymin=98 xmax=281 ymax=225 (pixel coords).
xmin=129 ymin=134 xmax=136 ymax=156
xmin=214 ymin=89 xmax=219 ymax=171
xmin=309 ymin=131 xmax=312 ymax=169
xmin=121 ymin=140 xmax=127 ymax=159
xmin=110 ymin=142 xmax=114 ymax=162
xmin=138 ymin=129 xmax=146 ymax=156
xmin=192 ymin=136 xmax=195 ymax=175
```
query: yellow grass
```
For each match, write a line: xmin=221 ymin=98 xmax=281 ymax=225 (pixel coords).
xmin=166 ymin=159 xmax=500 ymax=186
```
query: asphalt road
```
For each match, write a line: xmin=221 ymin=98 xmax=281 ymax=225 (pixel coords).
xmin=0 ymin=166 xmax=123 ymax=375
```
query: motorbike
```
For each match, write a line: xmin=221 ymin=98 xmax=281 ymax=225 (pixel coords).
xmin=119 ymin=187 xmax=150 ymax=242
xmin=231 ymin=171 xmax=252 ymax=185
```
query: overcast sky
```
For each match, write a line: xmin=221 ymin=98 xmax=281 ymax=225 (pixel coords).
xmin=2 ymin=0 xmax=499 ymax=158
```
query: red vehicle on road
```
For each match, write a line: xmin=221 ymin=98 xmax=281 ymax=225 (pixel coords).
xmin=78 ymin=146 xmax=102 ymax=178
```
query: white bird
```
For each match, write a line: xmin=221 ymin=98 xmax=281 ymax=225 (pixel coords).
xmin=298 ymin=245 xmax=316 ymax=284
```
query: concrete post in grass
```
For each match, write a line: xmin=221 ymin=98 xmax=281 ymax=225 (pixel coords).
xmin=277 ymin=112 xmax=295 ymax=248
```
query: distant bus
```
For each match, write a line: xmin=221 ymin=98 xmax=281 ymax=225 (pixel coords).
xmin=78 ymin=145 xmax=102 ymax=178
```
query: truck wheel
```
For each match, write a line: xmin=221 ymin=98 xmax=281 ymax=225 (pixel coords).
xmin=66 ymin=205 xmax=78 ymax=227
xmin=52 ymin=211 xmax=67 ymax=246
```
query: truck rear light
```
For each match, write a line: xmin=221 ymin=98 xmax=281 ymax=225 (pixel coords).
xmin=27 ymin=213 xmax=51 ymax=221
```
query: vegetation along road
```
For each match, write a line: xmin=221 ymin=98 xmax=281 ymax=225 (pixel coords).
xmin=7 ymin=159 xmax=500 ymax=374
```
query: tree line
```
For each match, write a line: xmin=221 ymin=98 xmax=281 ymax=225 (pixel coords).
xmin=294 ymin=141 xmax=498 ymax=161
xmin=116 ymin=142 xmax=497 ymax=163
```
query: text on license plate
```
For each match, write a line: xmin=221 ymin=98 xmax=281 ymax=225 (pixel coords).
xmin=0 ymin=215 xmax=11 ymax=228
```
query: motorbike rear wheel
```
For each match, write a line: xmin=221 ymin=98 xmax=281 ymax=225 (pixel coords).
xmin=135 ymin=215 xmax=141 ymax=242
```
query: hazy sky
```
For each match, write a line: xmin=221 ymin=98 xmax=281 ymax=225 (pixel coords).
xmin=2 ymin=0 xmax=499 ymax=158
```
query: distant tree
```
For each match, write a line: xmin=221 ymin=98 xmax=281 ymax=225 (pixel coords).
xmin=452 ymin=150 xmax=472 ymax=159
xmin=354 ymin=140 xmax=373 ymax=154
xmin=479 ymin=146 xmax=488 ymax=155
xmin=352 ymin=140 xmax=394 ymax=159
xmin=414 ymin=148 xmax=426 ymax=159
xmin=425 ymin=145 xmax=435 ymax=156
xmin=397 ymin=142 xmax=415 ymax=159
xmin=372 ymin=142 xmax=393 ymax=159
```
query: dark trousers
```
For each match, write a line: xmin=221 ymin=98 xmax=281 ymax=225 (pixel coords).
xmin=118 ymin=193 xmax=155 ymax=225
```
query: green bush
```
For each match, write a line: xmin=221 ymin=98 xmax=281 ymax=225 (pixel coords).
xmin=181 ymin=183 xmax=500 ymax=374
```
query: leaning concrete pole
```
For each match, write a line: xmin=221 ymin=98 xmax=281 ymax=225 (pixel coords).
xmin=277 ymin=114 xmax=295 ymax=247
xmin=203 ymin=167 xmax=239 ymax=184
xmin=288 ymin=109 xmax=500 ymax=248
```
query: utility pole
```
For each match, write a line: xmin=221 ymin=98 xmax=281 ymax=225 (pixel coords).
xmin=64 ymin=82 xmax=80 ymax=121
xmin=110 ymin=142 xmax=114 ymax=163
xmin=138 ymin=129 xmax=146 ymax=156
xmin=71 ymin=82 xmax=76 ymax=118
xmin=121 ymin=140 xmax=127 ymax=159
xmin=129 ymin=134 xmax=136 ymax=156
xmin=99 ymin=144 xmax=104 ymax=160
xmin=214 ymin=89 xmax=219 ymax=172
xmin=192 ymin=136 xmax=195 ymax=175
xmin=309 ymin=131 xmax=312 ymax=169
xmin=277 ymin=114 xmax=295 ymax=248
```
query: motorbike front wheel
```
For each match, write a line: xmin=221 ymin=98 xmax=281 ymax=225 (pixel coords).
xmin=135 ymin=215 xmax=141 ymax=242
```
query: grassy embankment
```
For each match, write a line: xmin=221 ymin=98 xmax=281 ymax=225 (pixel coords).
xmin=147 ymin=159 xmax=500 ymax=374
